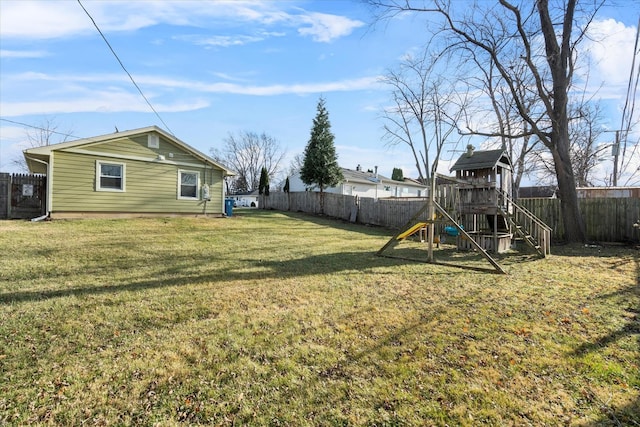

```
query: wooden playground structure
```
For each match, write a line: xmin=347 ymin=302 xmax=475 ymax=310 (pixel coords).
xmin=377 ymin=148 xmax=552 ymax=274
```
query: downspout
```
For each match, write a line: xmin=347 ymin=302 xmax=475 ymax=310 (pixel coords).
xmin=202 ymin=162 xmax=209 ymax=216
xmin=25 ymin=155 xmax=51 ymax=219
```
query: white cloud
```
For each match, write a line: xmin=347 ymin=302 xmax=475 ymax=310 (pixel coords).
xmin=210 ymin=72 xmax=252 ymax=83
xmin=174 ymin=34 xmax=266 ymax=47
xmin=0 ymin=1 xmax=90 ymax=39
xmin=0 ymin=70 xmax=381 ymax=116
xmin=140 ymin=74 xmax=381 ymax=95
xmin=0 ymin=49 xmax=49 ymax=58
xmin=4 ymin=70 xmax=381 ymax=96
xmin=297 ymin=12 xmax=364 ymax=43
xmin=581 ymin=19 xmax=638 ymax=98
xmin=0 ymin=0 xmax=362 ymax=43
xmin=0 ymin=87 xmax=209 ymax=116
xmin=138 ymin=74 xmax=381 ymax=95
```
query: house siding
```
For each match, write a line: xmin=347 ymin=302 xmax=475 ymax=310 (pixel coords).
xmin=50 ymin=150 xmax=223 ymax=215
xmin=80 ymin=134 xmax=177 ymax=159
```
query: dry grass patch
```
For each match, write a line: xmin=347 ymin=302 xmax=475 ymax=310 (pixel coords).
xmin=0 ymin=210 xmax=638 ymax=426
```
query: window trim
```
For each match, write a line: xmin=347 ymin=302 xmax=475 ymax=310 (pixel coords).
xmin=177 ymin=169 xmax=200 ymax=200
xmin=96 ymin=160 xmax=126 ymax=192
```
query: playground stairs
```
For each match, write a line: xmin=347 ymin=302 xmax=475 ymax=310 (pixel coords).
xmin=497 ymin=190 xmax=552 ymax=257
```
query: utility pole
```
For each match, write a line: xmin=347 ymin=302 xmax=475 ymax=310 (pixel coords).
xmin=613 ymin=130 xmax=619 ymax=187
xmin=602 ymin=130 xmax=623 ymax=187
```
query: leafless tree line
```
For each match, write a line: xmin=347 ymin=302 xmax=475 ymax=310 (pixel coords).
xmin=371 ymin=0 xmax=639 ymax=242
xmin=212 ymin=131 xmax=286 ymax=194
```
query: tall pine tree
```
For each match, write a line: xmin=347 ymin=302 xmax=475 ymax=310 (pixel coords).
xmin=300 ymin=97 xmax=343 ymax=212
xmin=258 ymin=166 xmax=269 ymax=196
xmin=391 ymin=167 xmax=404 ymax=181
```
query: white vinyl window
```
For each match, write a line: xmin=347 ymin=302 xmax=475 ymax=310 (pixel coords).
xmin=178 ymin=170 xmax=199 ymax=199
xmin=96 ymin=161 xmax=125 ymax=191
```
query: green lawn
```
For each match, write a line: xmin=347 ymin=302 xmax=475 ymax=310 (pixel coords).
xmin=0 ymin=210 xmax=638 ymax=426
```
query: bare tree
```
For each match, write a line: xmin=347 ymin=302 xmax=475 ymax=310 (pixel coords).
xmin=287 ymin=153 xmax=305 ymax=176
xmin=568 ymin=102 xmax=606 ymax=187
xmin=12 ymin=117 xmax=74 ymax=172
xmin=462 ymin=49 xmax=541 ymax=196
xmin=216 ymin=131 xmax=286 ymax=193
xmin=530 ymin=102 xmax=605 ymax=187
xmin=381 ymin=50 xmax=467 ymax=183
xmin=369 ymin=0 xmax=603 ymax=242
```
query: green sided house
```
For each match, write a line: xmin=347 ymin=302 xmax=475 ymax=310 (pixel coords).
xmin=23 ymin=126 xmax=235 ymax=219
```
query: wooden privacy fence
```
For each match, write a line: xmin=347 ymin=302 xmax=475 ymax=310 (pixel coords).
xmin=262 ymin=191 xmax=640 ymax=243
xmin=0 ymin=173 xmax=47 ymax=220
xmin=518 ymin=198 xmax=640 ymax=243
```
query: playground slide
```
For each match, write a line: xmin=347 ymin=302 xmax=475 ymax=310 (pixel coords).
xmin=397 ymin=222 xmax=428 ymax=240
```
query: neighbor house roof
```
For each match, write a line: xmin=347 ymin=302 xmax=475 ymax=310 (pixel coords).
xmin=518 ymin=186 xmax=558 ymax=198
xmin=340 ymin=168 xmax=427 ymax=189
xmin=23 ymin=125 xmax=235 ymax=176
xmin=342 ymin=168 xmax=388 ymax=184
xmin=450 ymin=149 xmax=511 ymax=172
xmin=232 ymin=190 xmax=259 ymax=196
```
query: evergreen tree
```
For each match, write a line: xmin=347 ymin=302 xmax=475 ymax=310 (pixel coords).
xmin=391 ymin=167 xmax=404 ymax=181
xmin=283 ymin=176 xmax=291 ymax=211
xmin=300 ymin=97 xmax=343 ymax=212
xmin=258 ymin=166 xmax=269 ymax=196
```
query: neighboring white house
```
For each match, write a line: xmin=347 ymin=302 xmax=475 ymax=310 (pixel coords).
xmin=287 ymin=166 xmax=428 ymax=199
xmin=229 ymin=190 xmax=259 ymax=207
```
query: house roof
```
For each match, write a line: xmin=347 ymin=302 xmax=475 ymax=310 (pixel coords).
xmin=232 ymin=190 xmax=260 ymax=196
xmin=450 ymin=149 xmax=511 ymax=172
xmin=518 ymin=186 xmax=558 ymax=198
xmin=342 ymin=168 xmax=389 ymax=184
xmin=23 ymin=125 xmax=235 ymax=175
xmin=341 ymin=168 xmax=427 ymax=189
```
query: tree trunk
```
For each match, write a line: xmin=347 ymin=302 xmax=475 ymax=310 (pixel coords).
xmin=538 ymin=0 xmax=586 ymax=243
xmin=550 ymin=129 xmax=586 ymax=243
xmin=547 ymin=79 xmax=586 ymax=242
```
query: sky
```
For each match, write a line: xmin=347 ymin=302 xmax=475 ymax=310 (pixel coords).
xmin=1 ymin=0 xmax=639 ymax=185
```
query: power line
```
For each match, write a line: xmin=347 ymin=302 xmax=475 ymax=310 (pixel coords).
xmin=0 ymin=117 xmax=81 ymax=140
xmin=76 ymin=0 xmax=174 ymax=136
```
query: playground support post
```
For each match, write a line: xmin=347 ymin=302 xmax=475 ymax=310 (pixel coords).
xmin=427 ymin=176 xmax=436 ymax=262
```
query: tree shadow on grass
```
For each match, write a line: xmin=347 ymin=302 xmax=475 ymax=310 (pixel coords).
xmin=572 ymin=254 xmax=640 ymax=426
xmin=243 ymin=209 xmax=392 ymax=237
xmin=379 ymin=237 xmax=545 ymax=274
xmin=551 ymin=242 xmax=639 ymax=259
xmin=0 ymin=248 xmax=457 ymax=305
xmin=252 ymin=209 xmax=588 ymax=274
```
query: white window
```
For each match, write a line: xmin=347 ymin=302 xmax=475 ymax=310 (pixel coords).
xmin=178 ymin=170 xmax=199 ymax=199
xmin=96 ymin=161 xmax=125 ymax=191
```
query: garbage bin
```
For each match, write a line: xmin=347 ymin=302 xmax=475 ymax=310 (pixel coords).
xmin=224 ymin=199 xmax=234 ymax=217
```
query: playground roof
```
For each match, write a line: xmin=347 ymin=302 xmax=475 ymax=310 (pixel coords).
xmin=450 ymin=149 xmax=511 ymax=172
